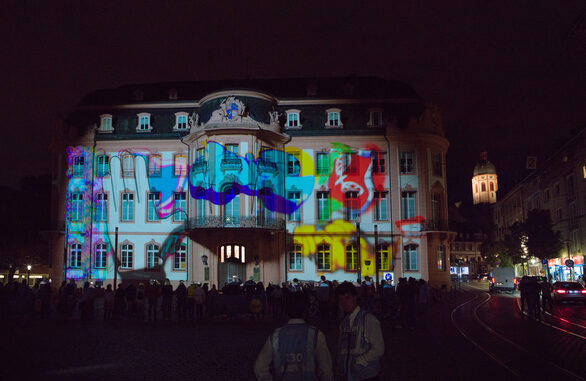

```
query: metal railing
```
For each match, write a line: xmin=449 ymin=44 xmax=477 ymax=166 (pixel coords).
xmin=185 ymin=216 xmax=285 ymax=230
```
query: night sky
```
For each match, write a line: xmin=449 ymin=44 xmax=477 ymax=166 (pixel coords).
xmin=2 ymin=1 xmax=586 ymax=204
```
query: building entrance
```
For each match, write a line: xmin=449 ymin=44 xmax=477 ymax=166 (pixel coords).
xmin=217 ymin=244 xmax=247 ymax=285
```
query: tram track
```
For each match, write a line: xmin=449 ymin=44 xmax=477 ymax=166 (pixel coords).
xmin=451 ymin=290 xmax=586 ymax=381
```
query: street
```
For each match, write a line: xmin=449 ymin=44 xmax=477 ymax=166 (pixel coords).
xmin=1 ymin=282 xmax=585 ymax=381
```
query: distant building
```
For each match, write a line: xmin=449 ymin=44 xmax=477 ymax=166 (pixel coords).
xmin=492 ymin=128 xmax=585 ymax=280
xmin=472 ymin=152 xmax=498 ymax=205
xmin=50 ymin=77 xmax=453 ymax=289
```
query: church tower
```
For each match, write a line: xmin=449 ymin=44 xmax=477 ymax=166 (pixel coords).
xmin=472 ymin=152 xmax=498 ymax=204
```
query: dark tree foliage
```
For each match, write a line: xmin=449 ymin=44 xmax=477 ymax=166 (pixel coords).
xmin=523 ymin=209 xmax=562 ymax=260
xmin=480 ymin=240 xmax=511 ymax=267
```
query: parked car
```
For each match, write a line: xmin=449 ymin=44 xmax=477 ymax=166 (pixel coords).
xmin=552 ymin=281 xmax=586 ymax=305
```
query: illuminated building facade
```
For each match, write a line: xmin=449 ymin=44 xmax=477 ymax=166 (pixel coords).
xmin=472 ymin=152 xmax=498 ymax=205
xmin=51 ymin=77 xmax=452 ymax=288
xmin=492 ymin=128 xmax=585 ymax=280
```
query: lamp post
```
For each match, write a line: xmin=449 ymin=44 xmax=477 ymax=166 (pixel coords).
xmin=356 ymin=221 xmax=361 ymax=282
xmin=27 ymin=264 xmax=31 ymax=286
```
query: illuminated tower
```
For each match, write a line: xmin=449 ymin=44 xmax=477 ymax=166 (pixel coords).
xmin=472 ymin=152 xmax=498 ymax=204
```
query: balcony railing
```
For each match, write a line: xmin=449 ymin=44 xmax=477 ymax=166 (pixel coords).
xmin=185 ymin=216 xmax=285 ymax=230
xmin=258 ymin=159 xmax=278 ymax=173
xmin=192 ymin=158 xmax=207 ymax=172
xmin=220 ymin=157 xmax=242 ymax=170
xmin=423 ymin=220 xmax=450 ymax=231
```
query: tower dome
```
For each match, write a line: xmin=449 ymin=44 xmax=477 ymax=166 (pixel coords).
xmin=472 ymin=152 xmax=498 ymax=205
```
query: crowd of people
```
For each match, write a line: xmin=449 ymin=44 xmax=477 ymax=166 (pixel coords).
xmin=517 ymin=276 xmax=554 ymax=319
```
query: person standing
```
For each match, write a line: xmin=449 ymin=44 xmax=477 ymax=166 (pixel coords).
xmin=161 ymin=279 xmax=173 ymax=320
xmin=316 ymin=275 xmax=330 ymax=324
xmin=336 ymin=282 xmax=384 ymax=381
xmin=146 ymin=280 xmax=160 ymax=321
xmin=254 ymin=292 xmax=333 ymax=381
xmin=176 ymin=280 xmax=187 ymax=320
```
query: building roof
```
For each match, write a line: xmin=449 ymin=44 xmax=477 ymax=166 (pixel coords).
xmin=473 ymin=160 xmax=497 ymax=176
xmin=78 ymin=76 xmax=422 ymax=106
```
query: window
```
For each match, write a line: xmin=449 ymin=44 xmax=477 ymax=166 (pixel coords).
xmin=316 ymin=244 xmax=331 ymax=271
xmin=376 ymin=244 xmax=389 ymax=271
xmin=401 ymin=191 xmax=416 ymax=219
xmin=432 ymin=153 xmax=442 ymax=176
xmin=147 ymin=192 xmax=160 ymax=221
xmin=555 ymin=208 xmax=562 ymax=221
xmin=567 ymin=175 xmax=575 ymax=196
xmin=569 ymin=202 xmax=577 ymax=223
xmin=137 ymin=113 xmax=151 ymax=131
xmin=481 ymin=183 xmax=486 ymax=192
xmin=259 ymin=188 xmax=274 ymax=225
xmin=146 ymin=243 xmax=160 ymax=269
xmin=225 ymin=144 xmax=239 ymax=159
xmin=121 ymin=244 xmax=133 ymax=269
xmin=345 ymin=243 xmax=358 ymax=271
xmin=224 ymin=187 xmax=240 ymax=225
xmin=374 ymin=191 xmax=388 ymax=220
xmin=437 ymin=245 xmax=445 ymax=271
xmin=288 ymin=191 xmax=301 ymax=222
xmin=196 ymin=190 xmax=206 ymax=224
xmin=95 ymin=243 xmax=107 ymax=268
xmin=174 ymin=192 xmax=186 ymax=221
xmin=96 ymin=155 xmax=109 ymax=177
xmin=174 ymin=154 xmax=187 ymax=176
xmin=345 ymin=191 xmax=359 ymax=221
xmin=571 ymin=229 xmax=581 ymax=253
xmin=73 ymin=156 xmax=85 ymax=177
xmin=343 ymin=152 xmax=358 ymax=175
xmin=71 ymin=192 xmax=84 ymax=221
xmin=372 ymin=151 xmax=386 ymax=174
xmin=174 ymin=243 xmax=186 ymax=270
xmin=316 ymin=152 xmax=329 ymax=175
xmin=95 ymin=193 xmax=108 ymax=222
xmin=317 ymin=191 xmax=330 ymax=221
xmin=400 ymin=151 xmax=414 ymax=173
xmin=70 ymin=243 xmax=82 ymax=268
xmin=289 ymin=244 xmax=303 ymax=271
xmin=197 ymin=147 xmax=206 ymax=160
xmin=99 ymin=114 xmax=113 ymax=132
xmin=326 ymin=109 xmax=342 ymax=127
xmin=287 ymin=152 xmax=300 ymax=176
xmin=286 ymin=110 xmax=301 ymax=128
xmin=431 ymin=193 xmax=441 ymax=225
xmin=175 ymin=113 xmax=188 ymax=130
xmin=554 ymin=182 xmax=560 ymax=196
xmin=121 ymin=193 xmax=134 ymax=222
xmin=404 ymin=244 xmax=418 ymax=271
xmin=544 ymin=188 xmax=550 ymax=203
xmin=368 ymin=109 xmax=383 ymax=127
xmin=148 ymin=155 xmax=161 ymax=176
xmin=122 ymin=154 xmax=134 ymax=177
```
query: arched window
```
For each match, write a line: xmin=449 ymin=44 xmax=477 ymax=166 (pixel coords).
xmin=316 ymin=244 xmax=331 ymax=271
xmin=376 ymin=244 xmax=390 ymax=270
xmin=481 ymin=183 xmax=486 ymax=192
xmin=345 ymin=243 xmax=358 ymax=271
xmin=146 ymin=243 xmax=160 ymax=269
xmin=490 ymin=182 xmax=494 ymax=191
xmin=223 ymin=186 xmax=240 ymax=225
xmin=403 ymin=244 xmax=418 ymax=271
xmin=289 ymin=244 xmax=303 ymax=271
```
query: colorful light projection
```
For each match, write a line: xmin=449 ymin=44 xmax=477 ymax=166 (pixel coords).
xmin=64 ymin=140 xmax=396 ymax=280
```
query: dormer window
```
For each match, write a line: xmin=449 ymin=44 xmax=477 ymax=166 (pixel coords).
xmin=133 ymin=89 xmax=144 ymax=102
xmin=174 ymin=112 xmax=189 ymax=130
xmin=325 ymin=108 xmax=342 ymax=128
xmin=285 ymin=109 xmax=302 ymax=129
xmin=306 ymin=84 xmax=318 ymax=97
xmin=168 ymin=88 xmax=178 ymax=100
xmin=137 ymin=113 xmax=152 ymax=132
xmin=99 ymin=114 xmax=113 ymax=133
xmin=368 ymin=109 xmax=383 ymax=127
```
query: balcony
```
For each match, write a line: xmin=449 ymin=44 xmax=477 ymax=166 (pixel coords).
xmin=423 ymin=219 xmax=450 ymax=231
xmin=258 ymin=159 xmax=278 ymax=173
xmin=185 ymin=216 xmax=285 ymax=230
xmin=220 ymin=157 xmax=242 ymax=170
xmin=192 ymin=158 xmax=207 ymax=173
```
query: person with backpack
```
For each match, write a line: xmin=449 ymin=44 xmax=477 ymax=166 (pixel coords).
xmin=254 ymin=292 xmax=333 ymax=381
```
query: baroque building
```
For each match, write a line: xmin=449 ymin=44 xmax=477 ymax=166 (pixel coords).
xmin=50 ymin=77 xmax=452 ymax=289
xmin=472 ymin=152 xmax=498 ymax=205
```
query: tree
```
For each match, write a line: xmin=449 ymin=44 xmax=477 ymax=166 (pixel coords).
xmin=503 ymin=222 xmax=526 ymax=265
xmin=523 ymin=209 xmax=562 ymax=280
xmin=480 ymin=240 xmax=511 ymax=267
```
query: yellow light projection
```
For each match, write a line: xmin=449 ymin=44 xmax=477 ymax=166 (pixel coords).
xmin=292 ymin=220 xmax=388 ymax=276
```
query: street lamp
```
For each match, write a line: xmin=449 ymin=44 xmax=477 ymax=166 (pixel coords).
xmin=27 ymin=264 xmax=31 ymax=286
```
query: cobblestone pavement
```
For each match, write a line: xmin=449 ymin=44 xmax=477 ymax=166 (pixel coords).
xmin=0 ymin=290 xmax=482 ymax=381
